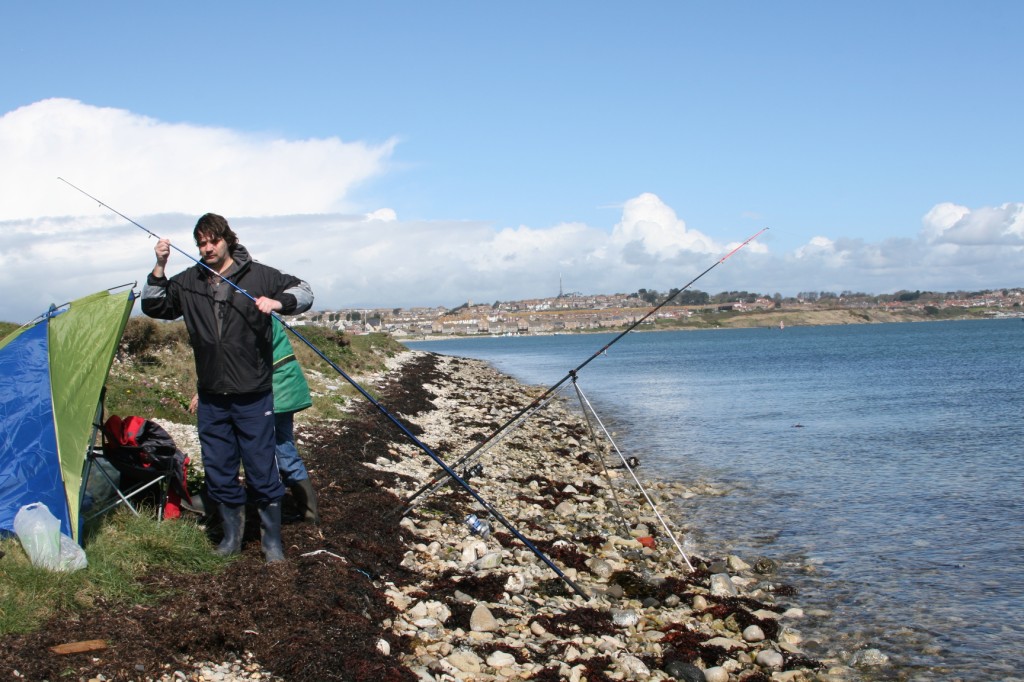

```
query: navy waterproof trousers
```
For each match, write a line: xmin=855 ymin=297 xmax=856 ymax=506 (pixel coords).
xmin=198 ymin=390 xmax=286 ymax=505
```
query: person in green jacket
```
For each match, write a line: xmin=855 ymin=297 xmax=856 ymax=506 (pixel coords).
xmin=271 ymin=319 xmax=320 ymax=525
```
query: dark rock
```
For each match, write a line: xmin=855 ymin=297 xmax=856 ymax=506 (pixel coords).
xmin=753 ymin=556 xmax=779 ymax=574
xmin=663 ymin=659 xmax=706 ymax=682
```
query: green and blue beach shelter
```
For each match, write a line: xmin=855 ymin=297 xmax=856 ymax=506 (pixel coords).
xmin=0 ymin=287 xmax=135 ymax=542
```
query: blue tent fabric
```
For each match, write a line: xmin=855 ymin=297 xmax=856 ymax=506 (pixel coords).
xmin=0 ymin=320 xmax=70 ymax=536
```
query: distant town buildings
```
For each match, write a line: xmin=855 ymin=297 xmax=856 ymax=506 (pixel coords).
xmin=290 ymin=288 xmax=1024 ymax=338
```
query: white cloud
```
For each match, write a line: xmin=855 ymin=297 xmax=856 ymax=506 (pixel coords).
xmin=366 ymin=208 xmax=397 ymax=222
xmin=610 ymin=193 xmax=718 ymax=258
xmin=921 ymin=202 xmax=971 ymax=242
xmin=0 ymin=99 xmax=396 ymax=221
xmin=922 ymin=202 xmax=1024 ymax=246
xmin=793 ymin=236 xmax=858 ymax=270
xmin=0 ymin=99 xmax=1020 ymax=324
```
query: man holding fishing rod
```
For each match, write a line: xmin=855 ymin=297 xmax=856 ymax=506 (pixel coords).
xmin=142 ymin=213 xmax=313 ymax=563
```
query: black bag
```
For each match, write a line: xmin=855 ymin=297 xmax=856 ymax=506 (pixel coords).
xmin=102 ymin=415 xmax=192 ymax=509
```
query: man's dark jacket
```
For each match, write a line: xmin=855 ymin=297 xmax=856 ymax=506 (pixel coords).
xmin=142 ymin=244 xmax=311 ymax=395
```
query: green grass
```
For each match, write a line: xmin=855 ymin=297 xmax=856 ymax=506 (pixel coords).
xmin=0 ymin=510 xmax=226 ymax=635
xmin=0 ymin=321 xmax=20 ymax=340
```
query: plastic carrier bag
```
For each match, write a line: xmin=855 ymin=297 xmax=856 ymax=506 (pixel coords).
xmin=13 ymin=502 xmax=88 ymax=572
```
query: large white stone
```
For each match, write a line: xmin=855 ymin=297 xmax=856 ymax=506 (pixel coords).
xmin=384 ymin=589 xmax=411 ymax=611
xmin=407 ymin=601 xmax=428 ymax=619
xmin=751 ymin=608 xmax=780 ymax=620
xmin=586 ymin=557 xmax=613 ymax=579
xmin=709 ymin=573 xmax=738 ymax=597
xmin=704 ymin=666 xmax=729 ymax=682
xmin=470 ymin=604 xmax=499 ymax=632
xmin=617 ymin=654 xmax=650 ymax=678
xmin=425 ymin=601 xmax=451 ymax=623
xmin=555 ymin=500 xmax=577 ymax=517
xmin=445 ymin=648 xmax=483 ymax=673
xmin=504 ymin=572 xmax=526 ymax=593
xmin=742 ymin=624 xmax=765 ymax=642
xmin=473 ymin=551 xmax=503 ymax=570
xmin=755 ymin=649 xmax=784 ymax=670
xmin=705 ymin=636 xmax=746 ymax=651
xmin=486 ymin=650 xmax=516 ymax=668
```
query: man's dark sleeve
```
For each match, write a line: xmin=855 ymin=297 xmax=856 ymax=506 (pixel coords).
xmin=141 ymin=273 xmax=182 ymax=320
xmin=277 ymin=276 xmax=314 ymax=315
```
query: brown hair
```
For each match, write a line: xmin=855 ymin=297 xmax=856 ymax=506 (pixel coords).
xmin=193 ymin=213 xmax=238 ymax=248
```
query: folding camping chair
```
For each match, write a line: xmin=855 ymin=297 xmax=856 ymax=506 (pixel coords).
xmin=82 ymin=394 xmax=193 ymax=523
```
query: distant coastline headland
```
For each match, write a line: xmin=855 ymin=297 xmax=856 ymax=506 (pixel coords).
xmin=297 ymin=287 xmax=1024 ymax=340
xmin=397 ymin=306 xmax=1020 ymax=343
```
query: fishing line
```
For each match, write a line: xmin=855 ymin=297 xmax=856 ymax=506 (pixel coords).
xmin=401 ymin=227 xmax=769 ymax=512
xmin=59 ymin=178 xmax=589 ymax=599
xmin=572 ymin=379 xmax=695 ymax=571
xmin=569 ymin=372 xmax=633 ymax=541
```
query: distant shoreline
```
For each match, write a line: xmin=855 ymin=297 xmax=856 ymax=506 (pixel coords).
xmin=397 ymin=308 xmax=1012 ymax=343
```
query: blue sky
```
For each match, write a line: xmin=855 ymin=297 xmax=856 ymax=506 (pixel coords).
xmin=1 ymin=2 xmax=1021 ymax=322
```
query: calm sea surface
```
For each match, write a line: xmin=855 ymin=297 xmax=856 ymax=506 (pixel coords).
xmin=407 ymin=319 xmax=1024 ymax=680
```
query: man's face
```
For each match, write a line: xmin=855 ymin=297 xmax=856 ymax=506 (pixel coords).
xmin=196 ymin=232 xmax=230 ymax=270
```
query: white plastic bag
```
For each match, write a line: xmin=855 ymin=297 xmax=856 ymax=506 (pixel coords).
xmin=13 ymin=502 xmax=88 ymax=572
xmin=57 ymin=533 xmax=89 ymax=571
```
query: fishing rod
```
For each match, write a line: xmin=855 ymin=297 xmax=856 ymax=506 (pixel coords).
xmin=400 ymin=227 xmax=769 ymax=513
xmin=58 ymin=177 xmax=589 ymax=599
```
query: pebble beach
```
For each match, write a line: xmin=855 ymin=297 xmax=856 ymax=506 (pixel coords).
xmin=151 ymin=348 xmax=873 ymax=681
xmin=335 ymin=350 xmax=867 ymax=681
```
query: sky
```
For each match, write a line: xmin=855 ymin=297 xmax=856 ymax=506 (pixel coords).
xmin=1 ymin=2 xmax=1022 ymax=323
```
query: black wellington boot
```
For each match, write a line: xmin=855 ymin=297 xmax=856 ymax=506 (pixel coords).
xmin=183 ymin=485 xmax=215 ymax=524
xmin=290 ymin=479 xmax=321 ymax=526
xmin=257 ymin=500 xmax=285 ymax=563
xmin=215 ymin=503 xmax=245 ymax=557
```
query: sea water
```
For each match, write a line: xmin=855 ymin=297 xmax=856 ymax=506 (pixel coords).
xmin=407 ymin=319 xmax=1024 ymax=680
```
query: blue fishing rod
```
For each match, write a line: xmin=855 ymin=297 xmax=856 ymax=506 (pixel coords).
xmin=58 ymin=177 xmax=590 ymax=599
xmin=400 ymin=227 xmax=769 ymax=515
